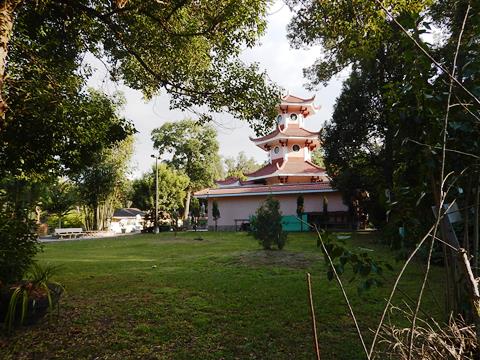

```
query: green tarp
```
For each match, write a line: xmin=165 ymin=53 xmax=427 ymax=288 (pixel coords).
xmin=281 ymin=214 xmax=308 ymax=232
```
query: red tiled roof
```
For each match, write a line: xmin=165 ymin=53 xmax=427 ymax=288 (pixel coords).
xmin=245 ymin=159 xmax=325 ymax=179
xmin=250 ymin=125 xmax=320 ymax=143
xmin=245 ymin=158 xmax=284 ymax=178
xmin=283 ymin=125 xmax=319 ymax=137
xmin=281 ymin=95 xmax=316 ymax=103
xmin=194 ymin=182 xmax=333 ymax=198
xmin=216 ymin=177 xmax=239 ymax=185
xmin=282 ymin=160 xmax=325 ymax=175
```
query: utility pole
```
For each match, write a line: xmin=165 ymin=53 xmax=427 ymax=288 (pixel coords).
xmin=151 ymin=154 xmax=159 ymax=234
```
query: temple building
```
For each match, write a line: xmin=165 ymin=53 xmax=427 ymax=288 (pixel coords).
xmin=194 ymin=94 xmax=349 ymax=231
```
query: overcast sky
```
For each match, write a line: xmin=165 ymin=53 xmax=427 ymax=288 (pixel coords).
xmin=88 ymin=1 xmax=347 ymax=179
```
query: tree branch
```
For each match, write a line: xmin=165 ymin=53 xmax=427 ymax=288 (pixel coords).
xmin=374 ymin=0 xmax=480 ymax=108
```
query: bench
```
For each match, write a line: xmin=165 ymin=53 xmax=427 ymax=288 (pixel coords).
xmin=234 ymin=219 xmax=250 ymax=232
xmin=54 ymin=228 xmax=85 ymax=239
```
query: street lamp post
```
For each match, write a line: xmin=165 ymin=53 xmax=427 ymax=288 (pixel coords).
xmin=150 ymin=154 xmax=159 ymax=234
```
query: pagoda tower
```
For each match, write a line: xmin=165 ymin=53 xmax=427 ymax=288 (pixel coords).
xmin=194 ymin=94 xmax=349 ymax=231
xmin=245 ymin=94 xmax=326 ymax=185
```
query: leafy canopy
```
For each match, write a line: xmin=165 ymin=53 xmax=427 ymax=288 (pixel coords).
xmin=223 ymin=151 xmax=261 ymax=181
xmin=4 ymin=0 xmax=280 ymax=136
xmin=286 ymin=0 xmax=432 ymax=86
xmin=130 ymin=163 xmax=189 ymax=215
xmin=74 ymin=136 xmax=134 ymax=230
xmin=2 ymin=2 xmax=136 ymax=179
xmin=151 ymin=119 xmax=221 ymax=191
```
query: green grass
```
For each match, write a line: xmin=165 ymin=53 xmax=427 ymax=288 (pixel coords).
xmin=1 ymin=231 xmax=445 ymax=359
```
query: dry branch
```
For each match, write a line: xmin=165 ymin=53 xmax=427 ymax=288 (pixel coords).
xmin=306 ymin=273 xmax=321 ymax=360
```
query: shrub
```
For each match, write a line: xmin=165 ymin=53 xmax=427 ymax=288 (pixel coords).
xmin=0 ymin=204 xmax=40 ymax=285
xmin=250 ymin=196 xmax=286 ymax=250
xmin=212 ymin=201 xmax=220 ymax=231
xmin=47 ymin=211 xmax=84 ymax=230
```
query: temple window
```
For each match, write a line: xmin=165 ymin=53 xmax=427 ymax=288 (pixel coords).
xmin=292 ymin=144 xmax=300 ymax=152
xmin=273 ymin=146 xmax=280 ymax=154
xmin=290 ymin=113 xmax=298 ymax=121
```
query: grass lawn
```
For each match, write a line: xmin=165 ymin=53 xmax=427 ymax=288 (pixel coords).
xmin=1 ymin=231 xmax=445 ymax=359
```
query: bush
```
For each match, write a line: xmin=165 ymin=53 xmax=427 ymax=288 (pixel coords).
xmin=250 ymin=196 xmax=286 ymax=250
xmin=0 ymin=205 xmax=40 ymax=285
xmin=47 ymin=211 xmax=84 ymax=230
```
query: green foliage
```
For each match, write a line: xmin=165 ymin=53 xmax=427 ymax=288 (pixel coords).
xmin=212 ymin=201 xmax=220 ymax=231
xmin=3 ymin=0 xmax=280 ymax=143
xmin=250 ymin=196 xmax=287 ymax=250
xmin=223 ymin=151 xmax=261 ymax=180
xmin=288 ymin=0 xmax=480 ymax=253
xmin=130 ymin=163 xmax=190 ymax=215
xmin=0 ymin=3 xmax=136 ymax=178
xmin=1 ymin=1 xmax=135 ymax=178
xmin=318 ymin=232 xmax=392 ymax=294
xmin=151 ymin=119 xmax=222 ymax=218
xmin=42 ymin=179 xmax=79 ymax=228
xmin=75 ymin=136 xmax=134 ymax=230
xmin=310 ymin=148 xmax=325 ymax=168
xmin=286 ymin=0 xmax=431 ymax=86
xmin=47 ymin=211 xmax=84 ymax=231
xmin=212 ymin=201 xmax=220 ymax=221
xmin=0 ymin=204 xmax=40 ymax=285
xmin=151 ymin=120 xmax=221 ymax=191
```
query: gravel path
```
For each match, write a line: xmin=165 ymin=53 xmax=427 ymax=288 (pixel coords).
xmin=39 ymin=231 xmax=139 ymax=243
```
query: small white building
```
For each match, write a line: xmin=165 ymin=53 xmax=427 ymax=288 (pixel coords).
xmin=110 ymin=208 xmax=145 ymax=234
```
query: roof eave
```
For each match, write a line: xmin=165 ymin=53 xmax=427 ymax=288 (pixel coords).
xmin=246 ymin=172 xmax=326 ymax=181
xmin=194 ymin=188 xmax=335 ymax=199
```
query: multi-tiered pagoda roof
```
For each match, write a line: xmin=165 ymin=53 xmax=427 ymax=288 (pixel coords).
xmin=195 ymin=94 xmax=333 ymax=199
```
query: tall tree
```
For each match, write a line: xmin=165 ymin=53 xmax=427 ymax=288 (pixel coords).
xmin=42 ymin=179 xmax=78 ymax=229
xmin=0 ymin=0 xmax=279 ymax=132
xmin=288 ymin=0 xmax=439 ymax=234
xmin=286 ymin=0 xmax=430 ymax=86
xmin=130 ymin=163 xmax=189 ymax=216
xmin=287 ymin=0 xmax=480 ymax=328
xmin=75 ymin=136 xmax=134 ymax=230
xmin=0 ymin=4 xmax=136 ymax=179
xmin=151 ymin=119 xmax=220 ymax=219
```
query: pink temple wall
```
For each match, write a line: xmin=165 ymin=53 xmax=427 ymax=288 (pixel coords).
xmin=207 ymin=192 xmax=348 ymax=229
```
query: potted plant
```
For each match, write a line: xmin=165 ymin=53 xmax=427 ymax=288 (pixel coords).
xmin=0 ymin=263 xmax=64 ymax=332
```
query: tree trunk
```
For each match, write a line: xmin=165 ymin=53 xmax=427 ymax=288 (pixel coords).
xmin=0 ymin=0 xmax=23 ymax=122
xmin=473 ymin=172 xmax=480 ymax=278
xmin=93 ymin=204 xmax=99 ymax=230
xmin=463 ymin=175 xmax=472 ymax=252
xmin=431 ymin=175 xmax=456 ymax=313
xmin=183 ymin=190 xmax=191 ymax=220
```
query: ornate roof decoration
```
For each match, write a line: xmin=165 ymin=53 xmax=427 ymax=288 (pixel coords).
xmin=279 ymin=94 xmax=321 ymax=115
xmin=249 ymin=124 xmax=320 ymax=145
xmin=245 ymin=158 xmax=325 ymax=180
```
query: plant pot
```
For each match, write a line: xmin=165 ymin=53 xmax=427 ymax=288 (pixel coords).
xmin=0 ymin=282 xmax=63 ymax=327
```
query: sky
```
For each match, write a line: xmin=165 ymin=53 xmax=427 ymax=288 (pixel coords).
xmin=88 ymin=1 xmax=347 ymax=179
